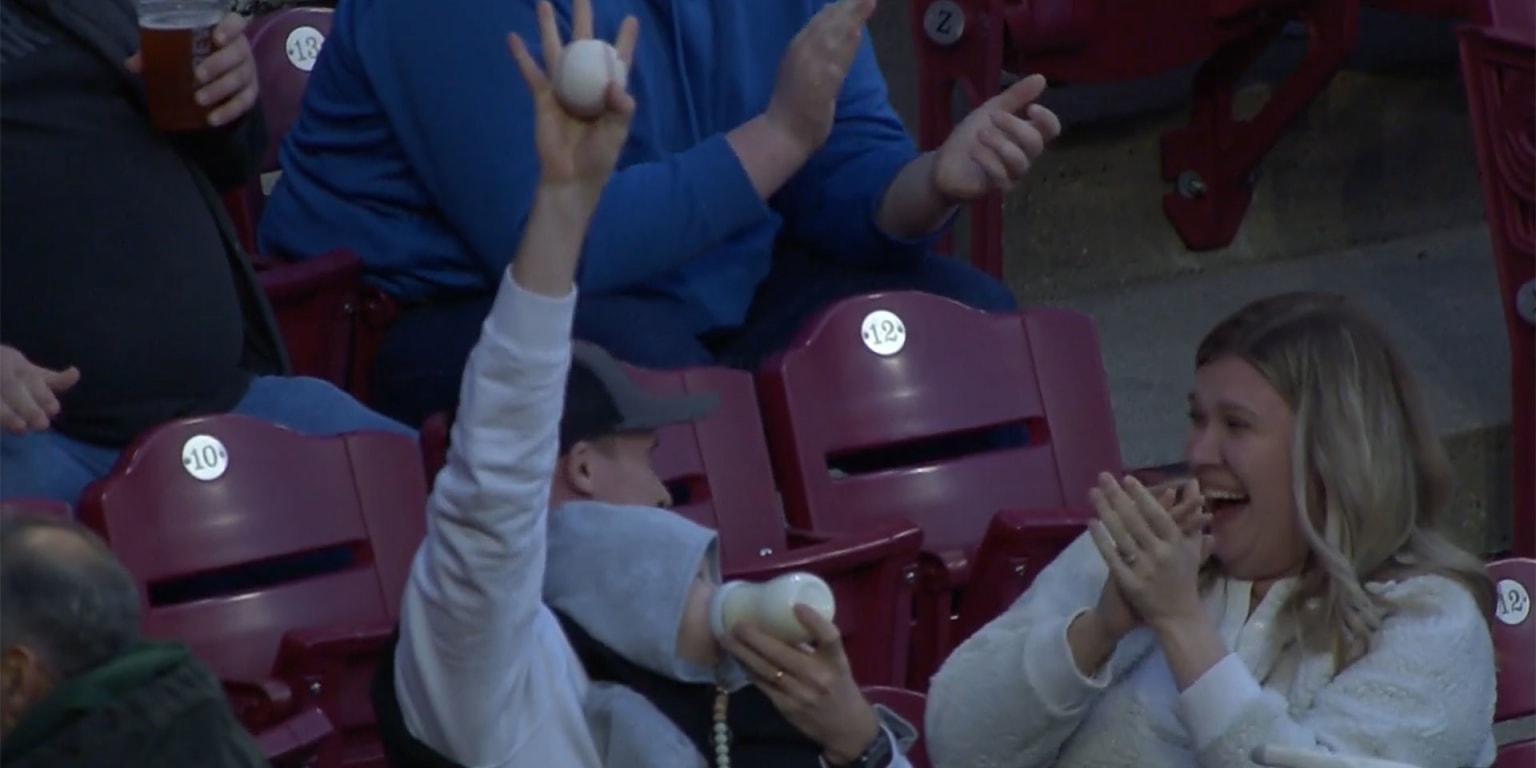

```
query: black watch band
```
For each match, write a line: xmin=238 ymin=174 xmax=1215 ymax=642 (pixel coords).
xmin=825 ymin=729 xmax=894 ymax=768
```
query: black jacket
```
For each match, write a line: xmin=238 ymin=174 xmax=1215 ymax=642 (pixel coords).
xmin=0 ymin=0 xmax=289 ymax=445
xmin=370 ymin=618 xmax=824 ymax=768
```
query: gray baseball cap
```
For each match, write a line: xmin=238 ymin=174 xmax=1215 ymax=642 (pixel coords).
xmin=559 ymin=341 xmax=718 ymax=452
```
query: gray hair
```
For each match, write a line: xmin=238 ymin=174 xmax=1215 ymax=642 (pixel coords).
xmin=0 ymin=514 xmax=141 ymax=680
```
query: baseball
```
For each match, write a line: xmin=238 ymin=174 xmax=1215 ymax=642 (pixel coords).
xmin=553 ymin=39 xmax=627 ymax=119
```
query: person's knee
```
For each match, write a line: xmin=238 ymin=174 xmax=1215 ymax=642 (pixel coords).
xmin=242 ymin=376 xmax=416 ymax=437
xmin=0 ymin=432 xmax=106 ymax=504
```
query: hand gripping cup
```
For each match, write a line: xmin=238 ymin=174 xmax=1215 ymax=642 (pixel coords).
xmin=137 ymin=0 xmax=225 ymax=132
xmin=709 ymin=572 xmax=837 ymax=645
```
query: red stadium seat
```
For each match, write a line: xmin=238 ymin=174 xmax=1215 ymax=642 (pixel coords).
xmin=78 ymin=415 xmax=428 ymax=768
xmin=219 ymin=8 xmax=368 ymax=395
xmin=756 ymin=291 xmax=1124 ymax=686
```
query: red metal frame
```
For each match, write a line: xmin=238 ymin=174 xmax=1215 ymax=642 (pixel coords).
xmin=908 ymin=0 xmax=1361 ymax=274
xmin=1459 ymin=19 xmax=1534 ymax=558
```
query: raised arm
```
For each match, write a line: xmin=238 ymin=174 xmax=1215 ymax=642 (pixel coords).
xmin=392 ymin=5 xmax=638 ymax=763
xmin=772 ymin=30 xmax=933 ymax=267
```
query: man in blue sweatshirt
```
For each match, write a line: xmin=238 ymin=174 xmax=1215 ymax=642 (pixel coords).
xmin=260 ymin=0 xmax=1061 ymax=428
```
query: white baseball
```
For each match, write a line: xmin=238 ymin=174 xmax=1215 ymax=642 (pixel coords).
xmin=553 ymin=39 xmax=627 ymax=119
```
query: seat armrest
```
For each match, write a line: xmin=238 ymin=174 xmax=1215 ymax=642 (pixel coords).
xmin=221 ymin=676 xmax=296 ymax=730
xmin=734 ymin=520 xmax=922 ymax=581
xmin=255 ymin=247 xmax=363 ymax=301
xmin=278 ymin=620 xmax=397 ymax=661
xmin=256 ymin=704 xmax=336 ymax=768
xmin=273 ymin=619 xmax=398 ymax=699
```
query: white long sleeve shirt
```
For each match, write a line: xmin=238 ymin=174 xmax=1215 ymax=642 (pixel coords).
xmin=393 ymin=275 xmax=600 ymax=768
xmin=926 ymin=533 xmax=1498 ymax=768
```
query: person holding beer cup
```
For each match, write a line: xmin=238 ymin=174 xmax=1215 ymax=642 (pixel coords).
xmin=0 ymin=0 xmax=410 ymax=505
xmin=128 ymin=0 xmax=259 ymax=131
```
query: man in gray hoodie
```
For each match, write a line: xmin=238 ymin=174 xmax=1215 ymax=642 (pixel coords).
xmin=383 ymin=2 xmax=914 ymax=766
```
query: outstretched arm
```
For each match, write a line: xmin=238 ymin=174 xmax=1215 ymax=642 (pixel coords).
xmin=392 ymin=3 xmax=639 ymax=762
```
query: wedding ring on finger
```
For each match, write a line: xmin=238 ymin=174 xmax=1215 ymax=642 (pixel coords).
xmin=773 ymin=669 xmax=785 ymax=683
xmin=1118 ymin=548 xmax=1138 ymax=566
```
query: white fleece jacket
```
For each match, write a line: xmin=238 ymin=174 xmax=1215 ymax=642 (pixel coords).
xmin=925 ymin=533 xmax=1497 ymax=768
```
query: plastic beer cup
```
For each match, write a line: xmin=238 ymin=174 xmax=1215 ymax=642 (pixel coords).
xmin=137 ymin=0 xmax=225 ymax=132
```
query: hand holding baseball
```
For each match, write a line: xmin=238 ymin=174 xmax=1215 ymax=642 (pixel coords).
xmin=508 ymin=0 xmax=638 ymax=191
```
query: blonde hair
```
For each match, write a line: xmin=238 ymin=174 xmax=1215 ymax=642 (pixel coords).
xmin=1196 ymin=292 xmax=1494 ymax=669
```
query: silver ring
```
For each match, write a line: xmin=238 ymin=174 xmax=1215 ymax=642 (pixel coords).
xmin=1119 ymin=548 xmax=1138 ymax=566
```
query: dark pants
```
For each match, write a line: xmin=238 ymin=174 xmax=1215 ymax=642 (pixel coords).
xmin=371 ymin=250 xmax=1017 ymax=428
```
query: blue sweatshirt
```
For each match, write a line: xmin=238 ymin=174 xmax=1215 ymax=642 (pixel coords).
xmin=258 ymin=0 xmax=934 ymax=330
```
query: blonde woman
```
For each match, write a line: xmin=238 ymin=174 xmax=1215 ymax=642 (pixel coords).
xmin=925 ymin=292 xmax=1498 ymax=768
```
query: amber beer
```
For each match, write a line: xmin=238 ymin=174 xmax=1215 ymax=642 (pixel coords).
xmin=137 ymin=1 xmax=223 ymax=132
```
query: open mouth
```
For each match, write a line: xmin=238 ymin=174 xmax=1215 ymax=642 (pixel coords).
xmin=1203 ymin=488 xmax=1250 ymax=517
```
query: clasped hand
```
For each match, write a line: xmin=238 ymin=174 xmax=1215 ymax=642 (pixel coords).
xmin=1088 ymin=473 xmax=1212 ymax=635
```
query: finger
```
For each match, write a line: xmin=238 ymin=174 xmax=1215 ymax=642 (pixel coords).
xmin=508 ymin=33 xmax=551 ymax=92
xmin=124 ymin=52 xmax=143 ymax=73
xmin=1088 ymin=519 xmax=1138 ymax=585
xmin=1124 ymin=475 xmax=1181 ymax=541
xmin=0 ymin=404 xmax=30 ymax=434
xmin=206 ymin=83 xmax=257 ymax=127
xmin=211 ymin=11 xmax=249 ymax=47
xmin=194 ymin=36 xmax=248 ymax=85
xmin=968 ymin=138 xmax=1012 ymax=189
xmin=724 ymin=626 xmax=818 ymax=700
xmin=978 ymin=126 xmax=1033 ymax=180
xmin=536 ymin=1 xmax=562 ymax=75
xmin=3 ymin=385 xmax=49 ymax=432
xmin=1089 ymin=485 xmax=1138 ymax=557
xmin=733 ymin=623 xmax=821 ymax=683
xmin=571 ymin=0 xmax=593 ymax=40
xmin=24 ymin=372 xmax=62 ymax=413
xmin=844 ymin=0 xmax=878 ymax=25
xmin=1026 ymin=103 xmax=1062 ymax=142
xmin=795 ymin=603 xmax=844 ymax=653
xmin=196 ymin=53 xmax=252 ymax=102
xmin=1100 ymin=473 xmax=1159 ymax=549
xmin=612 ymin=15 xmax=638 ymax=67
xmin=818 ymin=0 xmax=868 ymax=53
xmin=602 ymin=79 xmax=635 ymax=116
xmin=989 ymin=111 xmax=1045 ymax=161
xmin=1169 ymin=480 xmax=1210 ymax=534
xmin=42 ymin=366 xmax=80 ymax=393
xmin=990 ymin=73 xmax=1048 ymax=114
